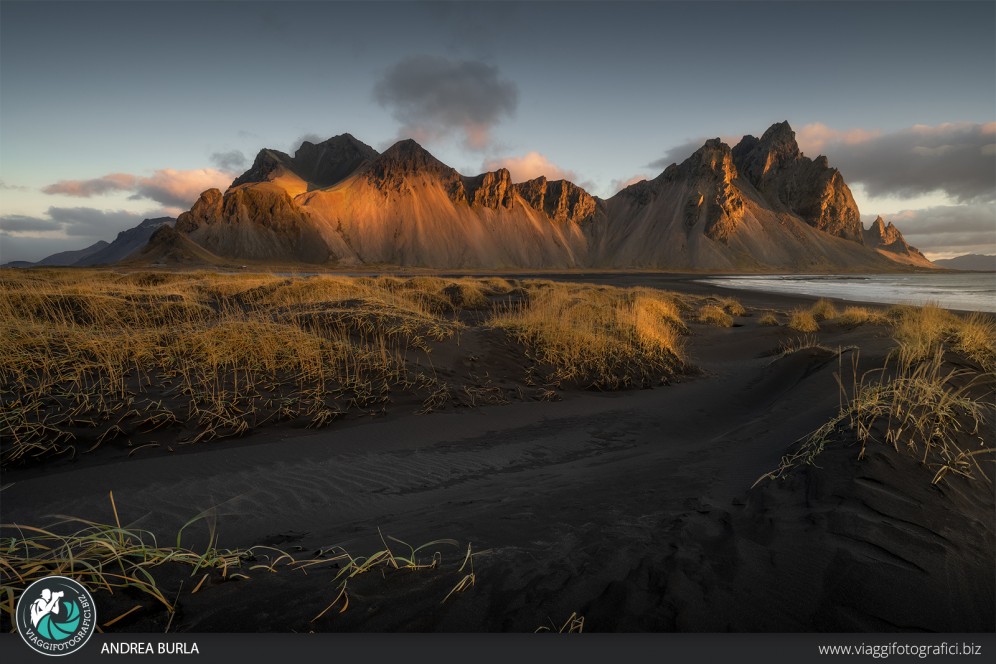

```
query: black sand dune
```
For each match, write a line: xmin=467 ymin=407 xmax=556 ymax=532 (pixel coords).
xmin=2 ymin=281 xmax=992 ymax=633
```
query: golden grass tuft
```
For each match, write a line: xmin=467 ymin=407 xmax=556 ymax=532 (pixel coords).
xmin=787 ymin=309 xmax=819 ymax=333
xmin=952 ymin=312 xmax=996 ymax=370
xmin=757 ymin=312 xmax=780 ymax=327
xmin=838 ymin=306 xmax=886 ymax=328
xmin=809 ymin=299 xmax=838 ymax=322
xmin=491 ymin=283 xmax=688 ymax=389
xmin=696 ymin=304 xmax=733 ymax=327
xmin=713 ymin=296 xmax=746 ymax=317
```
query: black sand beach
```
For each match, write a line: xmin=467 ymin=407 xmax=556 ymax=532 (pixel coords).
xmin=2 ymin=275 xmax=993 ymax=633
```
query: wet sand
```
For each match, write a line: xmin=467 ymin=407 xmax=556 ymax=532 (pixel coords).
xmin=2 ymin=277 xmax=993 ymax=633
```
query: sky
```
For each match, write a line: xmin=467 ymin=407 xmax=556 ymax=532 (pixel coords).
xmin=1 ymin=0 xmax=994 ymax=262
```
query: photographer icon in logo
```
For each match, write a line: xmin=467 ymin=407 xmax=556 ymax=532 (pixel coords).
xmin=16 ymin=577 xmax=96 ymax=656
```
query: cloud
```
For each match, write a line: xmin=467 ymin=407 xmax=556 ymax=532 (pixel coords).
xmin=43 ymin=173 xmax=137 ymax=197
xmin=609 ymin=175 xmax=649 ymax=195
xmin=799 ymin=122 xmax=996 ymax=204
xmin=796 ymin=123 xmax=881 ymax=153
xmin=0 ymin=180 xmax=29 ymax=191
xmin=128 ymin=170 xmax=231 ymax=208
xmin=0 ymin=214 xmax=61 ymax=234
xmin=869 ymin=204 xmax=996 ymax=257
xmin=210 ymin=150 xmax=248 ymax=172
xmin=482 ymin=152 xmax=578 ymax=183
xmin=374 ymin=55 xmax=518 ymax=151
xmin=43 ymin=169 xmax=232 ymax=208
xmin=1 ymin=207 xmax=152 ymax=239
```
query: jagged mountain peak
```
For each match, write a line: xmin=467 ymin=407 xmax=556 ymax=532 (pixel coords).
xmin=375 ymin=139 xmax=449 ymax=169
xmin=734 ymin=121 xmax=801 ymax=184
xmin=671 ymin=138 xmax=739 ymax=182
xmin=729 ymin=121 xmax=862 ymax=242
xmin=363 ymin=139 xmax=462 ymax=193
xmin=758 ymin=120 xmax=799 ymax=150
xmin=863 ymin=215 xmax=933 ymax=267
xmin=232 ymin=134 xmax=378 ymax=191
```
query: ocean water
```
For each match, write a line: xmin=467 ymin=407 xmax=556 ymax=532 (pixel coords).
xmin=697 ymin=273 xmax=996 ymax=313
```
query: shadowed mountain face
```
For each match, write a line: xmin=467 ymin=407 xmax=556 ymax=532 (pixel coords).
xmin=731 ymin=122 xmax=863 ymax=242
xmin=155 ymin=122 xmax=928 ymax=270
xmin=77 ymin=217 xmax=176 ymax=266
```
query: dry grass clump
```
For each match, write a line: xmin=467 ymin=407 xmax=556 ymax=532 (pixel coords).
xmin=757 ymin=303 xmax=995 ymax=488
xmin=492 ymin=283 xmax=688 ymax=389
xmin=885 ymin=304 xmax=995 ymax=370
xmin=1 ymin=494 xmax=473 ymax=630
xmin=757 ymin=349 xmax=993 ymax=487
xmin=838 ymin=306 xmax=886 ymax=328
xmin=787 ymin=309 xmax=820 ymax=333
xmin=758 ymin=312 xmax=780 ymax=326
xmin=887 ymin=303 xmax=955 ymax=365
xmin=951 ymin=312 xmax=996 ymax=370
xmin=1 ymin=504 xmax=245 ymax=624
xmin=696 ymin=304 xmax=733 ymax=327
xmin=809 ymin=299 xmax=838 ymax=322
xmin=717 ymin=296 xmax=747 ymax=317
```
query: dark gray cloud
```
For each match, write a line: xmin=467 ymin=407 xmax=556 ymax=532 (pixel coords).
xmin=373 ymin=55 xmax=518 ymax=151
xmin=0 ymin=180 xmax=29 ymax=191
xmin=210 ymin=150 xmax=248 ymax=172
xmin=0 ymin=214 xmax=60 ymax=234
xmin=811 ymin=123 xmax=996 ymax=204
xmin=46 ymin=207 xmax=150 ymax=236
xmin=1 ymin=207 xmax=149 ymax=238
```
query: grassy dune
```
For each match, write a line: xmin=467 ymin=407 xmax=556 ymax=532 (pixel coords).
xmin=0 ymin=270 xmax=705 ymax=467
xmin=759 ymin=303 xmax=996 ymax=486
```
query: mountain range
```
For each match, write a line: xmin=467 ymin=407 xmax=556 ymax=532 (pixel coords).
xmin=11 ymin=122 xmax=945 ymax=271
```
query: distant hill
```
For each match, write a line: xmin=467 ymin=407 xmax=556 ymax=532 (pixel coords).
xmin=7 ymin=217 xmax=176 ymax=268
xmin=932 ymin=254 xmax=996 ymax=271
xmin=36 ymin=240 xmax=109 ymax=266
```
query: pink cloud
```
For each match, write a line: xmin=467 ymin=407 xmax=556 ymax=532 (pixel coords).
xmin=482 ymin=152 xmax=578 ymax=183
xmin=43 ymin=173 xmax=137 ymax=197
xmin=42 ymin=169 xmax=232 ymax=208
xmin=796 ymin=122 xmax=881 ymax=154
xmin=609 ymin=174 xmax=649 ymax=195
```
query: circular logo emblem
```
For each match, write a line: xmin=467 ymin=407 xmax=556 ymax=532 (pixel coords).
xmin=16 ymin=576 xmax=96 ymax=657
